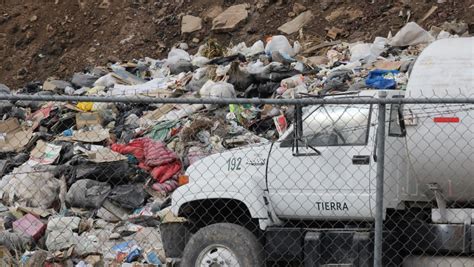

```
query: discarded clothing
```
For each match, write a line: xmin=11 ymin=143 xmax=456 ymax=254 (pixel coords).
xmin=150 ymin=161 xmax=182 ymax=183
xmin=147 ymin=120 xmax=179 ymax=141
xmin=152 ymin=178 xmax=179 ymax=194
xmin=112 ymin=138 xmax=182 ymax=184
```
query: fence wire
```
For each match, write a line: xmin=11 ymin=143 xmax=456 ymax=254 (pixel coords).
xmin=1 ymin=94 xmax=474 ymax=267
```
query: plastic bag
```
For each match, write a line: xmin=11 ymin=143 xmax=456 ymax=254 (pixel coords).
xmin=66 ymin=179 xmax=111 ymax=209
xmin=167 ymin=48 xmax=191 ymax=66
xmin=0 ymin=161 xmax=60 ymax=208
xmin=350 ymin=37 xmax=387 ymax=63
xmin=107 ymin=184 xmax=146 ymax=210
xmin=389 ymin=22 xmax=434 ymax=46
xmin=265 ymin=35 xmax=299 ymax=57
xmin=365 ymin=69 xmax=399 ymax=89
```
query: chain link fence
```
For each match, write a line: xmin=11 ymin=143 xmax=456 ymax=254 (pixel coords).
xmin=1 ymin=94 xmax=474 ymax=266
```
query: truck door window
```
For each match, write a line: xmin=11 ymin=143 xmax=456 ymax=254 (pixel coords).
xmin=389 ymin=103 xmax=406 ymax=137
xmin=302 ymin=104 xmax=371 ymax=146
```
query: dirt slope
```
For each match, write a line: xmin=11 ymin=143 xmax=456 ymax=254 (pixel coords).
xmin=0 ymin=0 xmax=472 ymax=89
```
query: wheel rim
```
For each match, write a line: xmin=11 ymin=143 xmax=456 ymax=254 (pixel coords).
xmin=196 ymin=244 xmax=240 ymax=267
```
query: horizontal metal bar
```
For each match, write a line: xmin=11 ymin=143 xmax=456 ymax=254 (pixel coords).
xmin=1 ymin=94 xmax=474 ymax=105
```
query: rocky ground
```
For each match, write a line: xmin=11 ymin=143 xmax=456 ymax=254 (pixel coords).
xmin=0 ymin=0 xmax=473 ymax=89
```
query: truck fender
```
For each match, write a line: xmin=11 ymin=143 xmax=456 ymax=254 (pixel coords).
xmin=171 ymin=190 xmax=268 ymax=223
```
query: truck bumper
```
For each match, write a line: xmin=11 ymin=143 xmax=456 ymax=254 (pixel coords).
xmin=160 ymin=222 xmax=192 ymax=258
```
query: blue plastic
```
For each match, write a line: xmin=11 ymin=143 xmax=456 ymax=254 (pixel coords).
xmin=125 ymin=248 xmax=142 ymax=263
xmin=365 ymin=69 xmax=399 ymax=89
xmin=146 ymin=251 xmax=162 ymax=265
xmin=63 ymin=128 xmax=73 ymax=137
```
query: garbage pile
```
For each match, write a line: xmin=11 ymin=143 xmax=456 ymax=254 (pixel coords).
xmin=0 ymin=21 xmax=471 ymax=266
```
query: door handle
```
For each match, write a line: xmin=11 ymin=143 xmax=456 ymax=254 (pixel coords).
xmin=352 ymin=155 xmax=370 ymax=165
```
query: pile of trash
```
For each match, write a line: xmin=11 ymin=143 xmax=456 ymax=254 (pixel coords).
xmin=0 ymin=21 xmax=471 ymax=266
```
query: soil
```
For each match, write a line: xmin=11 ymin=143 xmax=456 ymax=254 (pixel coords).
xmin=0 ymin=0 xmax=473 ymax=89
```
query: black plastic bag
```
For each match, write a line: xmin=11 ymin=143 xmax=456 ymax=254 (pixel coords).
xmin=107 ymin=184 xmax=147 ymax=210
xmin=66 ymin=179 xmax=111 ymax=209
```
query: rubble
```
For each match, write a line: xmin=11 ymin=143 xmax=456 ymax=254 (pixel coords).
xmin=181 ymin=15 xmax=202 ymax=34
xmin=0 ymin=19 xmax=472 ymax=266
xmin=278 ymin=10 xmax=314 ymax=35
xmin=212 ymin=4 xmax=249 ymax=32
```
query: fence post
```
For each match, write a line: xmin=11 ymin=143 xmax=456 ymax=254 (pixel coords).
xmin=374 ymin=93 xmax=387 ymax=267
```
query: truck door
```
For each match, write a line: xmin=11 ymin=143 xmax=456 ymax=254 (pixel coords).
xmin=267 ymin=103 xmax=376 ymax=220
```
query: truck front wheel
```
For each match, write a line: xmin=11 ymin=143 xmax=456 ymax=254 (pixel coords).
xmin=181 ymin=223 xmax=264 ymax=267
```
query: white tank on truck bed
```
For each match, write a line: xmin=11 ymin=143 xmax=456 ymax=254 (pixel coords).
xmin=404 ymin=37 xmax=474 ymax=203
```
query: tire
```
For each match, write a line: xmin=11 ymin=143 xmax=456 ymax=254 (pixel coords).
xmin=181 ymin=223 xmax=264 ymax=267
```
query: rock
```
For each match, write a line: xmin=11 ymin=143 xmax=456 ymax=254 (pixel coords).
xmin=89 ymin=47 xmax=96 ymax=53
xmin=181 ymin=15 xmax=202 ymax=34
xmin=107 ymin=55 xmax=120 ymax=63
xmin=212 ymin=4 xmax=249 ymax=32
xmin=292 ymin=3 xmax=307 ymax=14
xmin=29 ymin=15 xmax=38 ymax=22
xmin=204 ymin=6 xmax=223 ymax=22
xmin=288 ymin=12 xmax=296 ymax=18
xmin=325 ymin=7 xmax=363 ymax=22
xmin=192 ymin=38 xmax=200 ymax=43
xmin=178 ymin=42 xmax=189 ymax=50
xmin=278 ymin=10 xmax=314 ymax=35
xmin=326 ymin=27 xmax=344 ymax=39
xmin=320 ymin=0 xmax=331 ymax=10
xmin=98 ymin=0 xmax=110 ymax=9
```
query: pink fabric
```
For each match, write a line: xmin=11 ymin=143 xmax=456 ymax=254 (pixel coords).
xmin=151 ymin=161 xmax=182 ymax=183
xmin=112 ymin=138 xmax=182 ymax=187
xmin=142 ymin=138 xmax=177 ymax=167
xmin=152 ymin=178 xmax=179 ymax=194
xmin=111 ymin=138 xmax=146 ymax=161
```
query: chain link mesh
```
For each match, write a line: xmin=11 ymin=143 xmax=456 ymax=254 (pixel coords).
xmin=0 ymin=95 xmax=474 ymax=266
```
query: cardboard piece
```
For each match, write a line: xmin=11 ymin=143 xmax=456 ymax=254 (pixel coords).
xmin=374 ymin=60 xmax=402 ymax=70
xmin=86 ymin=147 xmax=127 ymax=163
xmin=17 ymin=206 xmax=52 ymax=218
xmin=273 ymin=114 xmax=288 ymax=136
xmin=0 ymin=118 xmax=33 ymax=153
xmin=30 ymin=140 xmax=62 ymax=165
xmin=72 ymin=127 xmax=110 ymax=143
xmin=76 ymin=112 xmax=102 ymax=129
xmin=142 ymin=104 xmax=175 ymax=121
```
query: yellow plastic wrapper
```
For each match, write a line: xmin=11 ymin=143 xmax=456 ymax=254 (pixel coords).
xmin=76 ymin=102 xmax=94 ymax=112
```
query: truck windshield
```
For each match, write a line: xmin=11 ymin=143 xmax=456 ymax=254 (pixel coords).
xmin=301 ymin=104 xmax=371 ymax=146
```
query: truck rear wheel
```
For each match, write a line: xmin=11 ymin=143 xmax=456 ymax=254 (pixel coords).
xmin=181 ymin=223 xmax=264 ymax=267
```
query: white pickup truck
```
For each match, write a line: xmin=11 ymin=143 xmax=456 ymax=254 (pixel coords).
xmin=161 ymin=37 xmax=474 ymax=266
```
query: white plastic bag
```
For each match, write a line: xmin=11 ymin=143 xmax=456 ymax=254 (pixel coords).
xmin=200 ymin=81 xmax=236 ymax=109
xmin=191 ymin=56 xmax=210 ymax=67
xmin=167 ymin=48 xmax=191 ymax=65
xmin=389 ymin=22 xmax=434 ymax=46
xmin=350 ymin=37 xmax=387 ymax=63
xmin=265 ymin=35 xmax=298 ymax=57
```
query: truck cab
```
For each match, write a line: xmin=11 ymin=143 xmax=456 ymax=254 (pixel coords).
xmin=164 ymin=90 xmax=408 ymax=266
